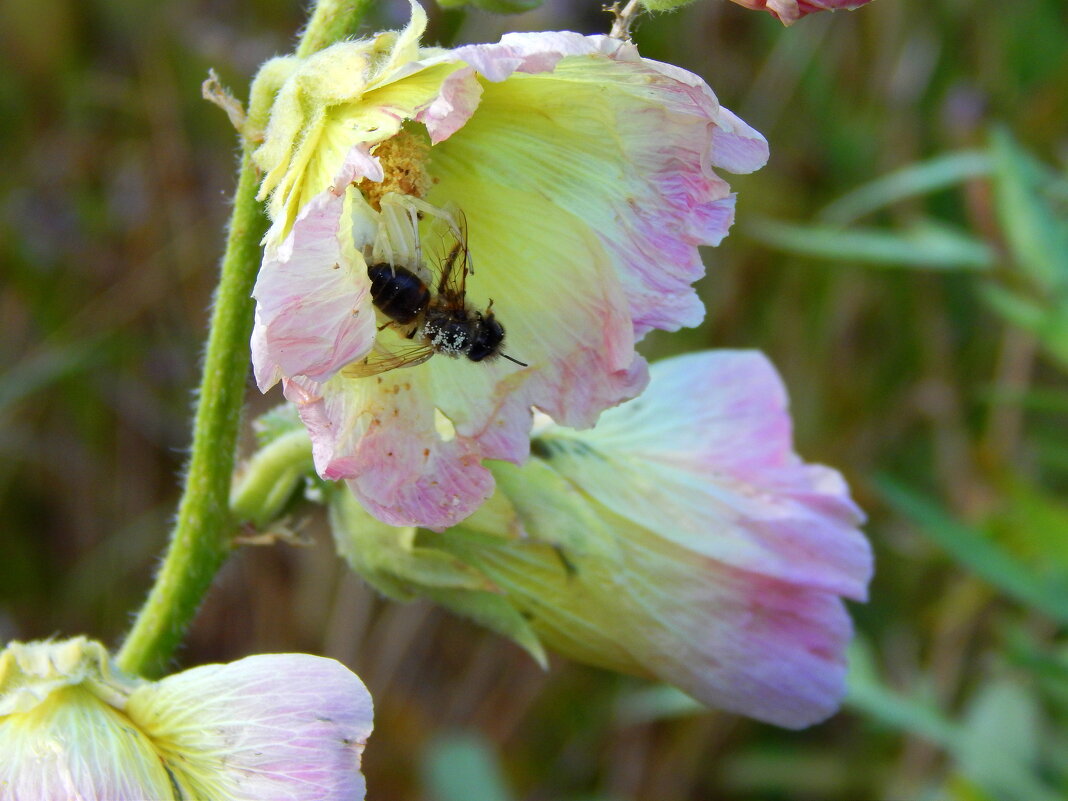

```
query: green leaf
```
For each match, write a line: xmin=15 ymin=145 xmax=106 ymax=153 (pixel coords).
xmin=982 ymin=283 xmax=1068 ymax=368
xmin=990 ymin=127 xmax=1068 ymax=291
xmin=991 ymin=474 xmax=1068 ymax=572
xmin=876 ymin=477 xmax=1068 ymax=625
xmin=819 ymin=150 xmax=991 ymax=226
xmin=846 ymin=640 xmax=960 ymax=748
xmin=746 ymin=218 xmax=994 ymax=270
xmin=422 ymin=732 xmax=515 ymax=801
xmin=957 ymin=680 xmax=1061 ymax=801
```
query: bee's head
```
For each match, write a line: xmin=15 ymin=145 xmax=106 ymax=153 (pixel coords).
xmin=466 ymin=311 xmax=505 ymax=362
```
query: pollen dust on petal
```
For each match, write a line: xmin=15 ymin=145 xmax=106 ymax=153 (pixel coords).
xmin=358 ymin=130 xmax=431 ymax=212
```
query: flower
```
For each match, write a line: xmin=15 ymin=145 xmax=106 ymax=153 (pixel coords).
xmin=0 ymin=637 xmax=373 ymax=800
xmin=250 ymin=1 xmax=768 ymax=530
xmin=329 ymin=350 xmax=873 ymax=728
xmin=727 ymin=0 xmax=876 ymax=25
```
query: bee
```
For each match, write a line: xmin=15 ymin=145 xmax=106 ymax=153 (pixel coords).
xmin=344 ymin=217 xmax=527 ymax=378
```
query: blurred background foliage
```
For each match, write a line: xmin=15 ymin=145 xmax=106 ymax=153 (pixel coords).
xmin=1 ymin=0 xmax=1067 ymax=798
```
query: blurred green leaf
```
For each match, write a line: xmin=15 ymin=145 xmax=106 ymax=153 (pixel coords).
xmin=877 ymin=478 xmax=1068 ymax=625
xmin=960 ymin=681 xmax=1041 ymax=781
xmin=1003 ymin=629 xmax=1068 ymax=712
xmin=847 ymin=640 xmax=960 ymax=748
xmin=615 ymin=684 xmax=704 ymax=725
xmin=746 ymin=218 xmax=994 ymax=270
xmin=957 ymin=680 xmax=1060 ymax=801
xmin=990 ymin=475 xmax=1068 ymax=571
xmin=422 ymin=732 xmax=515 ymax=801
xmin=0 ymin=337 xmax=108 ymax=416
xmin=849 ymin=643 xmax=1063 ymax=801
xmin=435 ymin=0 xmax=542 ymax=12
xmin=990 ymin=127 xmax=1068 ymax=290
xmin=978 ymin=385 xmax=1068 ymax=414
xmin=253 ymin=402 xmax=304 ymax=447
xmin=819 ymin=150 xmax=991 ymax=225
xmin=982 ymin=284 xmax=1068 ymax=367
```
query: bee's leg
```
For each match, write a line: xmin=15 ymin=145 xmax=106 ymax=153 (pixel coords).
xmin=391 ymin=195 xmax=466 ymax=267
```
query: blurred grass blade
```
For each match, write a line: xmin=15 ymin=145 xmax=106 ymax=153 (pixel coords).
xmin=990 ymin=126 xmax=1068 ymax=289
xmin=876 ymin=477 xmax=1068 ymax=625
xmin=819 ymin=150 xmax=991 ymax=225
xmin=0 ymin=336 xmax=108 ymax=416
xmin=981 ymin=284 xmax=1068 ymax=368
xmin=422 ymin=732 xmax=515 ymax=801
xmin=846 ymin=640 xmax=960 ymax=748
xmin=746 ymin=219 xmax=993 ymax=270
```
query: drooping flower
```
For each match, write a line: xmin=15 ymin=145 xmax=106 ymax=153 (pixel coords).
xmin=727 ymin=0 xmax=875 ymax=25
xmin=0 ymin=637 xmax=373 ymax=800
xmin=329 ymin=350 xmax=873 ymax=728
xmin=250 ymin=2 xmax=769 ymax=530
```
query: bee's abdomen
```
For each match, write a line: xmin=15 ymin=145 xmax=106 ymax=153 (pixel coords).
xmin=368 ymin=263 xmax=430 ymax=324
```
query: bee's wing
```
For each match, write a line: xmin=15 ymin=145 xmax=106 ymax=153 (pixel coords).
xmin=341 ymin=340 xmax=435 ymax=378
xmin=435 ymin=210 xmax=470 ymax=298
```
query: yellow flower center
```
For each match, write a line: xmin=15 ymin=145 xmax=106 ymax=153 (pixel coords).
xmin=359 ymin=128 xmax=432 ymax=212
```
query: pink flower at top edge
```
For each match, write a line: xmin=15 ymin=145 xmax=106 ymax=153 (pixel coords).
xmin=728 ymin=0 xmax=875 ymax=25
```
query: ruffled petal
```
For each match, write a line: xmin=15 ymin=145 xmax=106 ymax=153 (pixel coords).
xmin=127 ymin=654 xmax=373 ymax=801
xmin=537 ymin=351 xmax=871 ymax=599
xmin=284 ymin=369 xmax=497 ymax=529
xmin=252 ymin=151 xmax=380 ymax=390
xmin=427 ymin=33 xmax=767 ymax=336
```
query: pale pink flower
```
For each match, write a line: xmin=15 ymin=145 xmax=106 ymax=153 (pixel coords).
xmin=728 ymin=0 xmax=875 ymax=25
xmin=0 ymin=638 xmax=373 ymax=800
xmin=330 ymin=350 xmax=873 ymax=728
xmin=250 ymin=2 xmax=768 ymax=529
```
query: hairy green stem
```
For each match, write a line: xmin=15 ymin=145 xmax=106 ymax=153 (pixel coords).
xmin=117 ymin=154 xmax=266 ymax=677
xmin=117 ymin=0 xmax=374 ymax=677
xmin=297 ymin=0 xmax=376 ymax=58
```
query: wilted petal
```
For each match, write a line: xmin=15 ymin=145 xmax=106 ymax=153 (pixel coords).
xmin=427 ymin=32 xmax=767 ymax=336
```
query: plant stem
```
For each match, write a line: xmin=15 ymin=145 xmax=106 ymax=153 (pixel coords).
xmin=297 ymin=0 xmax=376 ymax=58
xmin=117 ymin=153 xmax=266 ymax=677
xmin=117 ymin=0 xmax=374 ymax=678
